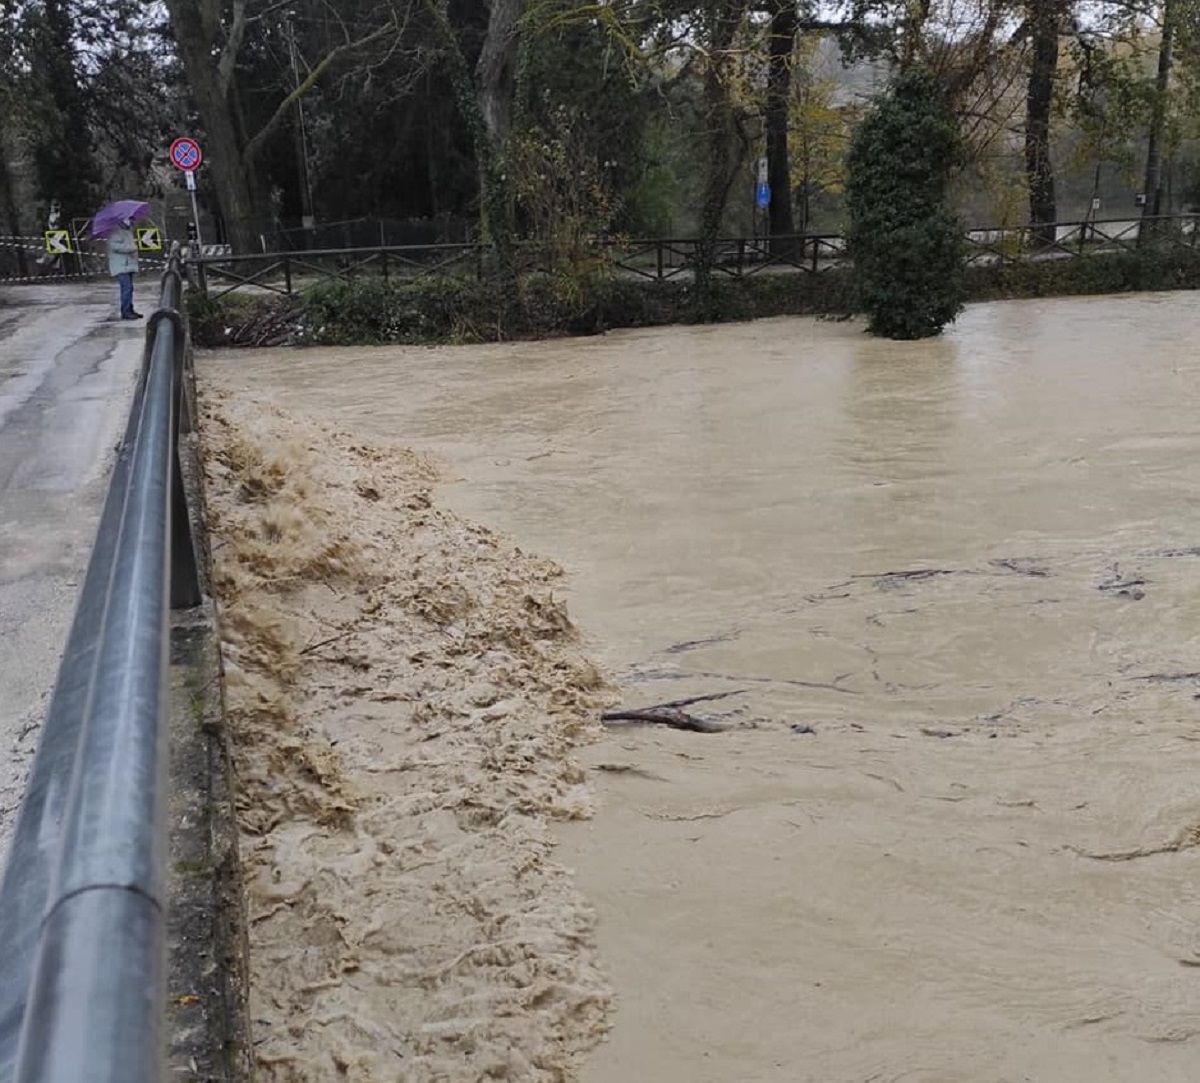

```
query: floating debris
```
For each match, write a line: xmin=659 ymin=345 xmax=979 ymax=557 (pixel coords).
xmin=1097 ymin=563 xmax=1146 ymax=599
xmin=601 ymin=706 xmax=726 ymax=734
xmin=990 ymin=557 xmax=1051 ymax=578
xmin=855 ymin=568 xmax=958 ymax=591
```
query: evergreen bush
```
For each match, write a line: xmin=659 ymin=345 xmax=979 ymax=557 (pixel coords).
xmin=845 ymin=67 xmax=966 ymax=339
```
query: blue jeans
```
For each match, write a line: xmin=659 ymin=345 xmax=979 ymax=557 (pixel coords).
xmin=116 ymin=271 xmax=134 ymax=317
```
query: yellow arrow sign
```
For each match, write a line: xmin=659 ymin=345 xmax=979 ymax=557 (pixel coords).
xmin=135 ymin=226 xmax=162 ymax=252
xmin=44 ymin=229 xmax=72 ymax=255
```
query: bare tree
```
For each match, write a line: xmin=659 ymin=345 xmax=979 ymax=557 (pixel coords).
xmin=163 ymin=0 xmax=411 ymax=252
xmin=477 ymin=0 xmax=524 ymax=149
xmin=422 ymin=0 xmax=525 ymax=278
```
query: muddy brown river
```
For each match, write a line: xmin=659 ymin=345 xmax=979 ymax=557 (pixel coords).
xmin=202 ymin=293 xmax=1200 ymax=1082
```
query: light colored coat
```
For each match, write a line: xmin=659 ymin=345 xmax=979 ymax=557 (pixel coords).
xmin=107 ymin=226 xmax=139 ymax=276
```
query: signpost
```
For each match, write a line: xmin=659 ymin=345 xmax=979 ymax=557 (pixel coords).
xmin=755 ymin=157 xmax=770 ymax=238
xmin=169 ymin=137 xmax=204 ymax=248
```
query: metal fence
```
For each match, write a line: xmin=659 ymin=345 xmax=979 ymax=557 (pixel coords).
xmin=190 ymin=213 xmax=1200 ymax=299
xmin=963 ymin=214 xmax=1198 ymax=262
xmin=191 ymin=234 xmax=846 ymax=298
xmin=0 ymin=247 xmax=201 ymax=1083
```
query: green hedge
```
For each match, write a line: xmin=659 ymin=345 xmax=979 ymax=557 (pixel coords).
xmin=187 ymin=245 xmax=1200 ymax=350
xmin=966 ymin=245 xmax=1200 ymax=300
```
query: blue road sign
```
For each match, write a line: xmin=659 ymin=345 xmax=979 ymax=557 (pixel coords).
xmin=756 ymin=182 xmax=770 ymax=209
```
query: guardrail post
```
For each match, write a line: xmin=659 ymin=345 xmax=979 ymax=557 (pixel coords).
xmin=283 ymin=255 xmax=293 ymax=295
xmin=170 ymin=450 xmax=201 ymax=610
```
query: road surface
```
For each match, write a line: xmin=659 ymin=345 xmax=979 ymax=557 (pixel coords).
xmin=0 ymin=282 xmax=144 ymax=863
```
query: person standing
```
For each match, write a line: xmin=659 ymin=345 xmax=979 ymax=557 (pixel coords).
xmin=107 ymin=219 xmax=142 ymax=320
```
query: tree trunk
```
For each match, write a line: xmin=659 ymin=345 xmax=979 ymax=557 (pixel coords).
xmin=476 ymin=0 xmax=523 ymax=151
xmin=0 ymin=137 xmax=28 ymax=276
xmin=901 ymin=0 xmax=932 ymax=69
xmin=163 ymin=0 xmax=262 ymax=253
xmin=694 ymin=0 xmax=750 ymax=311
xmin=474 ymin=0 xmax=524 ymax=265
xmin=1024 ymin=0 xmax=1060 ymax=247
xmin=765 ymin=0 xmax=798 ymax=251
xmin=1141 ymin=0 xmax=1175 ymax=236
xmin=424 ymin=0 xmax=520 ymax=292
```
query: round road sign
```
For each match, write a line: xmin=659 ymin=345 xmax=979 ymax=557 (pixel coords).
xmin=169 ymin=137 xmax=203 ymax=172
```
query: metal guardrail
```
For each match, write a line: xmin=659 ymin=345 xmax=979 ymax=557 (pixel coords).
xmin=0 ymin=245 xmax=201 ymax=1082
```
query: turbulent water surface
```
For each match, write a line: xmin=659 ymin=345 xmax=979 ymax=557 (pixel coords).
xmin=202 ymin=292 xmax=1200 ymax=1082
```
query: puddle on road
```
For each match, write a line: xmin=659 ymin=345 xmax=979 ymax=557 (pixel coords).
xmin=201 ymin=293 xmax=1200 ymax=1082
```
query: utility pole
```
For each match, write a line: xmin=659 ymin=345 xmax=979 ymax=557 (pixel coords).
xmin=287 ymin=11 xmax=316 ymax=231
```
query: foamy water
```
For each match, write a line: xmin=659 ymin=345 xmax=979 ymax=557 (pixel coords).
xmin=198 ymin=389 xmax=614 ymax=1081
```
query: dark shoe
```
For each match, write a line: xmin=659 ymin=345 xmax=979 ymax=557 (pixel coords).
xmin=121 ymin=312 xmax=143 ymax=320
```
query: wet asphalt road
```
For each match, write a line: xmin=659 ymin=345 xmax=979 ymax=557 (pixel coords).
xmin=0 ymin=282 xmax=144 ymax=862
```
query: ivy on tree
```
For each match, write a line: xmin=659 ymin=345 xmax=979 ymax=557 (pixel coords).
xmin=846 ymin=67 xmax=966 ymax=340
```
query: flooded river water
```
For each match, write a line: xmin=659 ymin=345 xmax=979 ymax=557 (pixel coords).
xmin=202 ymin=292 xmax=1200 ymax=1082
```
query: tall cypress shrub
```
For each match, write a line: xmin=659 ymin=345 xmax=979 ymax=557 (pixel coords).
xmin=846 ymin=67 xmax=966 ymax=340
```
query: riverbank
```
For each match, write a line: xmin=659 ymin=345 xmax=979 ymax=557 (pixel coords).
xmin=189 ymin=243 xmax=1200 ymax=348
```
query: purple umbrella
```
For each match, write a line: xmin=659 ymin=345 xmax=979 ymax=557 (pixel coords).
xmin=91 ymin=200 xmax=150 ymax=239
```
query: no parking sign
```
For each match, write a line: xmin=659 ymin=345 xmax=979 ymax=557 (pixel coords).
xmin=169 ymin=137 xmax=203 ymax=172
